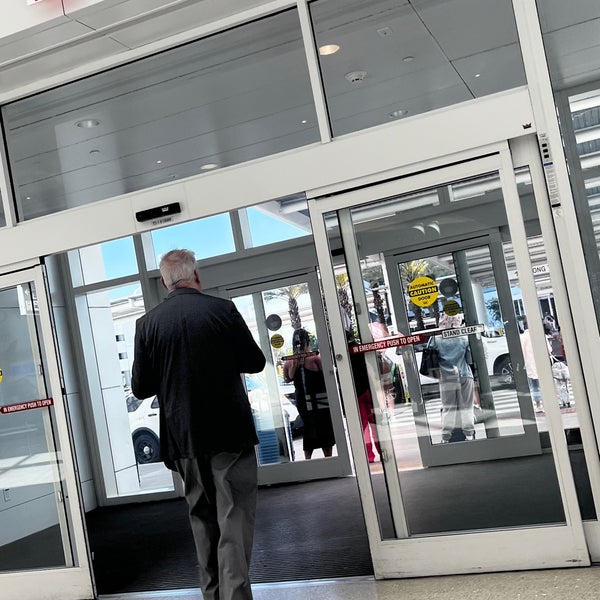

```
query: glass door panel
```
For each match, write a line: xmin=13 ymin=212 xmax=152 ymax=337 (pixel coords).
xmin=0 ymin=268 xmax=92 ymax=600
xmin=390 ymin=239 xmax=542 ymax=467
xmin=311 ymin=152 xmax=588 ymax=576
xmin=0 ymin=283 xmax=71 ymax=571
xmin=227 ymin=273 xmax=352 ymax=485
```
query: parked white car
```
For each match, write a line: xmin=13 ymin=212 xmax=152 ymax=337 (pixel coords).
xmin=126 ymin=394 xmax=161 ymax=464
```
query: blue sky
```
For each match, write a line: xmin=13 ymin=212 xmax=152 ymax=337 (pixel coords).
xmin=100 ymin=209 xmax=306 ymax=298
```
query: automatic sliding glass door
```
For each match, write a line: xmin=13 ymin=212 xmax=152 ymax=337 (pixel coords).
xmin=310 ymin=149 xmax=589 ymax=577
xmin=225 ymin=272 xmax=352 ymax=485
xmin=0 ymin=267 xmax=93 ymax=600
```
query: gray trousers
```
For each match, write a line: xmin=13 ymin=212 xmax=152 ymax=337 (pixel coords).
xmin=440 ymin=375 xmax=475 ymax=442
xmin=174 ymin=449 xmax=257 ymax=600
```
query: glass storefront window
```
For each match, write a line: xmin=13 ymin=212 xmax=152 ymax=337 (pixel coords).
xmin=310 ymin=0 xmax=526 ymax=136
xmin=1 ymin=9 xmax=319 ymax=221
xmin=149 ymin=214 xmax=235 ymax=265
xmin=69 ymin=237 xmax=138 ymax=287
xmin=243 ymin=203 xmax=310 ymax=248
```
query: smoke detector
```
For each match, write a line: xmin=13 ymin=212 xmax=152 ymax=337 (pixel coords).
xmin=345 ymin=70 xmax=367 ymax=83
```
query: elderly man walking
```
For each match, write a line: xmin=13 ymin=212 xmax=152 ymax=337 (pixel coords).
xmin=132 ymin=249 xmax=266 ymax=600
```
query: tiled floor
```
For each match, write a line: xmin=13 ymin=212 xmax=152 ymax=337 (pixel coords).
xmin=103 ymin=567 xmax=600 ymax=600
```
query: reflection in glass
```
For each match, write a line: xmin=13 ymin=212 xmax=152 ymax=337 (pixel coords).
xmin=325 ymin=170 xmax=568 ymax=538
xmin=2 ymin=9 xmax=319 ymax=221
xmin=311 ymin=0 xmax=526 ymax=136
xmin=233 ymin=282 xmax=337 ymax=464
xmin=0 ymin=283 xmax=71 ymax=572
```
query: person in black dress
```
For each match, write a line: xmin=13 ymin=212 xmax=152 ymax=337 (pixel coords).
xmin=283 ymin=328 xmax=335 ymax=459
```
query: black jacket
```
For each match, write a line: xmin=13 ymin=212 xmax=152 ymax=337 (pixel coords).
xmin=131 ymin=288 xmax=266 ymax=468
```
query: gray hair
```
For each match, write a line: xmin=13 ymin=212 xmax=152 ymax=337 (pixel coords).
xmin=159 ymin=249 xmax=197 ymax=289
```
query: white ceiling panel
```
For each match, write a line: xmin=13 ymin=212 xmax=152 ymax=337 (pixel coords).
xmin=316 ymin=8 xmax=453 ymax=96
xmin=12 ymin=66 xmax=316 ymax=176
xmin=332 ymin=83 xmax=472 ymax=136
xmin=543 ymin=19 xmax=600 ymax=89
xmin=311 ymin=0 xmax=409 ymax=32
xmin=536 ymin=0 xmax=600 ymax=34
xmin=19 ymin=126 xmax=317 ymax=219
xmin=329 ymin=63 xmax=469 ymax=121
xmin=453 ymin=43 xmax=526 ymax=97
xmin=5 ymin=8 xmax=302 ymax=126
xmin=411 ymin=0 xmax=520 ymax=60
xmin=5 ymin=20 xmax=310 ymax=161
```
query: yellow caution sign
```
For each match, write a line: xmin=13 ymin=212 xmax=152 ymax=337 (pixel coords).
xmin=0 ymin=369 xmax=2 ymax=383
xmin=407 ymin=276 xmax=439 ymax=308
xmin=270 ymin=334 xmax=285 ymax=349
xmin=443 ymin=299 xmax=461 ymax=316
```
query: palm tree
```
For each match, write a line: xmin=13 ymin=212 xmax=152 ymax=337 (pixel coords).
xmin=264 ymin=284 xmax=308 ymax=330
xmin=335 ymin=273 xmax=354 ymax=331
xmin=371 ymin=284 xmax=387 ymax=325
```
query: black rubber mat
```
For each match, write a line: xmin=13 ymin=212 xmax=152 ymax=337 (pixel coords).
xmin=86 ymin=476 xmax=373 ymax=594
xmin=85 ymin=450 xmax=595 ymax=595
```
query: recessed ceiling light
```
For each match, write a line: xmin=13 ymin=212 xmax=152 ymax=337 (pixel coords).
xmin=301 ymin=119 xmax=308 ymax=124
xmin=319 ymin=44 xmax=340 ymax=56
xmin=345 ymin=70 xmax=367 ymax=83
xmin=75 ymin=119 xmax=100 ymax=128
xmin=89 ymin=149 xmax=101 ymax=155
xmin=475 ymin=73 xmax=481 ymax=78
xmin=389 ymin=109 xmax=409 ymax=118
xmin=26 ymin=196 xmax=31 ymax=200
xmin=200 ymin=163 xmax=219 ymax=171
xmin=156 ymin=160 xmax=162 ymax=164
xmin=402 ymin=56 xmax=414 ymax=63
